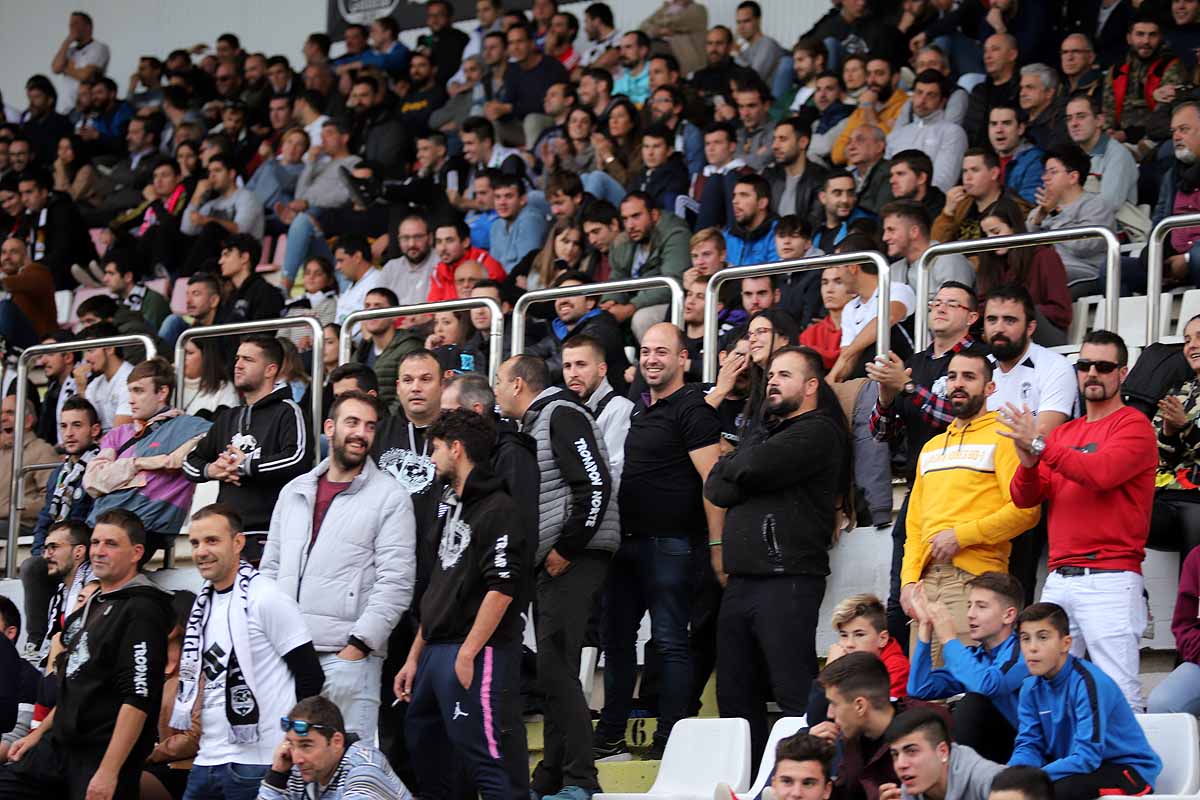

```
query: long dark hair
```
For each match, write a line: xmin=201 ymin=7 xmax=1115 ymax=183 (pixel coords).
xmin=188 ymin=337 xmax=229 ymax=396
xmin=740 ymin=308 xmax=801 ymax=439
xmin=977 ymin=197 xmax=1039 ymax=295
xmin=606 ymin=97 xmax=642 ymax=148
xmin=57 ymin=134 xmax=91 ymax=182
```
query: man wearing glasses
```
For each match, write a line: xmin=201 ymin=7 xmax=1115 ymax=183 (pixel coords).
xmin=1000 ymin=330 xmax=1158 ymax=712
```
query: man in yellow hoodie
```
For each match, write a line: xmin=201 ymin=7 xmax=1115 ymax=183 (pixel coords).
xmin=899 ymin=349 xmax=1040 ymax=664
xmin=831 ymin=58 xmax=908 ymax=166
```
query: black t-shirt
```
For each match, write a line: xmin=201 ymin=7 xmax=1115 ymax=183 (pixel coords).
xmin=620 ymin=384 xmax=722 ymax=538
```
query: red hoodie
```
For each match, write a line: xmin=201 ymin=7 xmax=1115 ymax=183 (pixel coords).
xmin=881 ymin=638 xmax=910 ymax=698
xmin=426 ymin=246 xmax=506 ymax=302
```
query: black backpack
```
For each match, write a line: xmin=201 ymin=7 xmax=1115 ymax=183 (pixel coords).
xmin=1122 ymin=341 xmax=1192 ymax=419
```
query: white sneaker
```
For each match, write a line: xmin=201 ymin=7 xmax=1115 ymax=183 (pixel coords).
xmin=713 ymin=782 xmax=738 ymax=800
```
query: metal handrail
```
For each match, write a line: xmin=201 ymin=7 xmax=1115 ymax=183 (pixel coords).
xmin=339 ymin=298 xmax=505 ymax=384
xmin=6 ymin=334 xmax=156 ymax=577
xmin=703 ymin=252 xmax=894 ymax=382
xmin=175 ymin=318 xmax=325 ymax=472
xmin=510 ymin=277 xmax=685 ymax=356
xmin=1146 ymin=213 xmax=1200 ymax=346
xmin=913 ymin=225 xmax=1121 ymax=351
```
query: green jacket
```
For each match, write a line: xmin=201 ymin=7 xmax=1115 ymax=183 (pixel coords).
xmin=603 ymin=211 xmax=691 ymax=309
xmin=355 ymin=329 xmax=424 ymax=410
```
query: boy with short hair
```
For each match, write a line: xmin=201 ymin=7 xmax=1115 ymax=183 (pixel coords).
xmin=1008 ymin=603 xmax=1161 ymax=800
xmin=716 ymin=731 xmax=836 ymax=800
xmin=908 ymin=572 xmax=1029 ymax=762
xmin=986 ymin=766 xmax=1054 ymax=800
xmin=879 ymin=707 xmax=1004 ymax=800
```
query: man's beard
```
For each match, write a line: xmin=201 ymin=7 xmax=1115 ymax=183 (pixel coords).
xmin=989 ymin=331 xmax=1027 ymax=362
xmin=1177 ymin=145 xmax=1199 ymax=164
xmin=332 ymin=434 xmax=369 ymax=470
xmin=766 ymin=392 xmax=799 ymax=416
xmin=1083 ymin=380 xmax=1116 ymax=401
xmin=872 ymin=83 xmax=893 ymax=103
xmin=949 ymin=391 xmax=986 ymax=419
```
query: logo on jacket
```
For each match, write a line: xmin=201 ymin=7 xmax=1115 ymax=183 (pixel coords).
xmin=65 ymin=631 xmax=90 ymax=677
xmin=230 ymin=432 xmax=259 ymax=454
xmin=380 ymin=448 xmax=436 ymax=494
xmin=1020 ymin=381 xmax=1034 ymax=403
xmin=438 ymin=518 xmax=473 ymax=569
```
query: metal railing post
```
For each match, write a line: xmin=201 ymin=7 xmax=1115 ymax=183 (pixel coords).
xmin=913 ymin=226 xmax=1121 ymax=351
xmin=6 ymin=334 xmax=156 ymax=577
xmin=510 ymin=277 xmax=685 ymax=357
xmin=175 ymin=318 xmax=325 ymax=471
xmin=339 ymin=298 xmax=505 ymax=384
xmin=1146 ymin=213 xmax=1200 ymax=345
xmin=703 ymin=253 xmax=893 ymax=382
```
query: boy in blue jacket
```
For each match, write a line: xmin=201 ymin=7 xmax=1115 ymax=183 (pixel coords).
xmin=1008 ymin=602 xmax=1161 ymax=800
xmin=908 ymin=572 xmax=1029 ymax=763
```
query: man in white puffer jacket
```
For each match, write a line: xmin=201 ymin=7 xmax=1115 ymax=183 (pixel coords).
xmin=262 ymin=390 xmax=416 ymax=743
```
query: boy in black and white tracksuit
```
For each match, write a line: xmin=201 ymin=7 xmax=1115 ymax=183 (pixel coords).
xmin=401 ymin=465 xmax=529 ymax=800
xmin=183 ymin=384 xmax=309 ymax=547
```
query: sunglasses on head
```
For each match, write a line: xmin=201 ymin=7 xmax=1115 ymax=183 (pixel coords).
xmin=280 ymin=717 xmax=335 ymax=735
xmin=1074 ymin=359 xmax=1120 ymax=374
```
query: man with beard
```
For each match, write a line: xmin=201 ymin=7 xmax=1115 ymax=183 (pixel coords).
xmin=1001 ymin=330 xmax=1157 ymax=711
xmin=881 ymin=202 xmax=974 ymax=298
xmin=889 ymin=151 xmax=946 ymax=225
xmin=764 ymin=117 xmax=827 ymax=227
xmin=690 ymin=26 xmax=756 ymax=107
xmin=562 ymin=334 xmax=635 ymax=482
xmin=396 ymin=52 xmax=448 ymax=134
xmin=1102 ymin=12 xmax=1185 ymax=148
xmin=647 ymin=84 xmax=704 ymax=178
xmin=811 ymin=171 xmax=870 ymax=254
xmin=602 ymin=191 xmax=690 ymax=341
xmin=981 ymin=286 xmax=1076 ymax=602
xmin=346 ymin=74 xmax=408 ymax=180
xmin=843 ymin=125 xmax=893 ymax=216
xmin=832 ymin=58 xmax=908 ymax=167
xmin=1145 ymin=102 xmax=1200 ymax=288
xmin=380 ymin=214 xmax=438 ymax=307
xmin=26 ymin=521 xmax=93 ymax=670
xmin=898 ymin=349 xmax=1039 ymax=666
xmin=264 ymin=391 xmax=416 ymax=742
xmin=528 ymin=272 xmax=630 ymax=396
xmin=705 ymin=345 xmax=851 ymax=764
xmin=723 ymin=174 xmax=779 ymax=266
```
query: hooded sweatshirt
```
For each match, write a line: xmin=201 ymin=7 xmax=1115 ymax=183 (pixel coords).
xmin=419 ymin=466 xmax=528 ymax=646
xmin=902 ymin=412 xmax=1041 ymax=586
xmin=183 ymin=384 xmax=311 ymax=531
xmin=723 ymin=215 xmax=780 ymax=267
xmin=55 ymin=573 xmax=173 ymax=758
xmin=1009 ymin=655 xmax=1162 ymax=784
xmin=899 ymin=744 xmax=1005 ymax=800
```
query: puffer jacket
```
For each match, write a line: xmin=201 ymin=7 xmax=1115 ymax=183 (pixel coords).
xmin=262 ymin=457 xmax=416 ymax=654
xmin=723 ymin=215 xmax=779 ymax=267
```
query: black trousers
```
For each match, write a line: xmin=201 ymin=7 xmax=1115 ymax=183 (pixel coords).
xmin=0 ymin=731 xmax=144 ymax=800
xmin=1054 ymin=763 xmax=1151 ymax=800
xmin=380 ymin=612 xmax=419 ymax=789
xmin=689 ymin=540 xmax=723 ymax=717
xmin=530 ymin=552 xmax=610 ymax=795
xmin=886 ymin=491 xmax=912 ymax=652
xmin=1008 ymin=514 xmax=1047 ymax=607
xmin=951 ymin=692 xmax=1017 ymax=763
xmin=716 ymin=573 xmax=824 ymax=766
xmin=1147 ymin=490 xmax=1200 ymax=568
xmin=18 ymin=556 xmax=56 ymax=650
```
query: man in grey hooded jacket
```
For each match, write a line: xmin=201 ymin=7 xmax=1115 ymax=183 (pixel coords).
xmin=881 ymin=708 xmax=1005 ymax=800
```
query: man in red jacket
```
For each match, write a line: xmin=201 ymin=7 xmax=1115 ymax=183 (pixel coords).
xmin=999 ymin=330 xmax=1157 ymax=711
xmin=427 ymin=219 xmax=505 ymax=302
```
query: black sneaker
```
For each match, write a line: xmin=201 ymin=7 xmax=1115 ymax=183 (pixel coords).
xmin=593 ymin=735 xmax=632 ymax=762
xmin=645 ymin=739 xmax=666 ymax=761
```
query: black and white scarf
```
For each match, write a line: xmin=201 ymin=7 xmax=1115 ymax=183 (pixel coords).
xmin=173 ymin=560 xmax=261 ymax=742
xmin=46 ymin=446 xmax=97 ymax=523
xmin=39 ymin=559 xmax=94 ymax=661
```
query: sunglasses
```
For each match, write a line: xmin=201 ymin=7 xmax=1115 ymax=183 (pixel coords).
xmin=1074 ymin=359 xmax=1120 ymax=374
xmin=280 ymin=717 xmax=335 ymax=735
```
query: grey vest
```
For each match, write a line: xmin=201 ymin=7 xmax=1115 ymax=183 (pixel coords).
xmin=522 ymin=388 xmax=621 ymax=564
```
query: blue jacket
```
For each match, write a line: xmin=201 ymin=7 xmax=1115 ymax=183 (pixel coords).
xmin=1009 ymin=655 xmax=1162 ymax=785
xmin=1004 ymin=143 xmax=1045 ymax=204
xmin=31 ymin=455 xmax=96 ymax=556
xmin=489 ymin=206 xmax=549 ymax=273
xmin=908 ymin=632 xmax=1028 ymax=727
xmin=724 ymin=217 xmax=780 ymax=267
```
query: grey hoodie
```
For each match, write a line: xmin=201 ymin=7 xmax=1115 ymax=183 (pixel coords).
xmin=900 ymin=744 xmax=1005 ymax=800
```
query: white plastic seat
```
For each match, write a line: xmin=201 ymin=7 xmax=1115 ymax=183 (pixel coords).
xmin=594 ymin=718 xmax=753 ymax=800
xmin=1134 ymin=713 xmax=1200 ymax=796
xmin=1177 ymin=289 xmax=1200 ymax=336
xmin=1091 ymin=295 xmax=1173 ymax=348
xmin=55 ymin=290 xmax=73 ymax=326
xmin=1068 ymin=295 xmax=1104 ymax=344
xmin=736 ymin=717 xmax=808 ymax=799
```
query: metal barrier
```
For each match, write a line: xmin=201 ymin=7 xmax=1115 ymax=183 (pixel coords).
xmin=339 ymin=298 xmax=505 ymax=384
xmin=510 ymin=277 xmax=685 ymax=357
xmin=1146 ymin=213 xmax=1200 ymax=346
xmin=703 ymin=253 xmax=894 ymax=382
xmin=175 ymin=318 xmax=325 ymax=471
xmin=6 ymin=334 xmax=156 ymax=577
xmin=912 ymin=225 xmax=1121 ymax=351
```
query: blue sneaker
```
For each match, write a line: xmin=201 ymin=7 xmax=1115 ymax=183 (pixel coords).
xmin=543 ymin=787 xmax=595 ymax=800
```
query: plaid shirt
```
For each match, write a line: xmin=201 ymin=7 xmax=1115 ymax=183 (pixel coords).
xmin=870 ymin=335 xmax=976 ymax=443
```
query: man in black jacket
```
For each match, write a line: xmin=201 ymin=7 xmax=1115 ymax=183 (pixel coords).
xmin=764 ymin=116 xmax=827 ymax=228
xmin=704 ymin=345 xmax=850 ymax=764
xmin=347 ymin=74 xmax=410 ymax=179
xmin=527 ymin=271 xmax=630 ymax=396
xmin=631 ymin=125 xmax=689 ymax=209
xmin=0 ymin=508 xmax=173 ymax=800
xmin=18 ymin=169 xmax=96 ymax=291
xmin=395 ymin=409 xmax=530 ymax=800
xmin=183 ymin=334 xmax=310 ymax=560
xmin=218 ymin=233 xmax=285 ymax=324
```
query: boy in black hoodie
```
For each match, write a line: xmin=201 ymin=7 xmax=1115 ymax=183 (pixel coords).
xmin=394 ymin=409 xmax=530 ymax=800
xmin=183 ymin=334 xmax=310 ymax=559
xmin=0 ymin=508 xmax=173 ymax=800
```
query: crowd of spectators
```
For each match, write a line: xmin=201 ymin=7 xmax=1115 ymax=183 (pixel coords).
xmin=3 ymin=1 xmax=1200 ymax=799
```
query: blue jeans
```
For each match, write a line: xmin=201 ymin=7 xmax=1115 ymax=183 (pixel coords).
xmin=581 ymin=171 xmax=628 ymax=207
xmin=771 ymin=58 xmax=796 ymax=104
xmin=1148 ymin=661 xmax=1200 ymax=714
xmin=159 ymin=314 xmax=190 ymax=349
xmin=182 ymin=762 xmax=270 ymax=800
xmin=0 ymin=300 xmax=38 ymax=350
xmin=931 ymin=32 xmax=986 ymax=76
xmin=281 ymin=211 xmax=337 ymax=285
xmin=598 ymin=535 xmax=694 ymax=748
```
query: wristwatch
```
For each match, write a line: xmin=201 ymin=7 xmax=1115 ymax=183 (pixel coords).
xmin=900 ymin=381 xmax=916 ymax=397
xmin=1029 ymin=435 xmax=1046 ymax=456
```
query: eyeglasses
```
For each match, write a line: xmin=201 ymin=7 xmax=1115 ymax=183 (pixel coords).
xmin=928 ymin=299 xmax=967 ymax=310
xmin=746 ymin=327 xmax=774 ymax=338
xmin=1074 ymin=359 xmax=1120 ymax=374
xmin=280 ymin=717 xmax=336 ymax=735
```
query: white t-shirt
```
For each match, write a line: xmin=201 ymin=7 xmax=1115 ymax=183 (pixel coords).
xmin=336 ymin=268 xmax=386 ymax=334
xmin=986 ymin=341 xmax=1079 ymax=418
xmin=840 ymin=282 xmax=918 ymax=348
xmin=195 ymin=579 xmax=311 ymax=767
xmin=85 ymin=361 xmax=133 ymax=431
xmin=58 ymin=39 xmax=111 ymax=113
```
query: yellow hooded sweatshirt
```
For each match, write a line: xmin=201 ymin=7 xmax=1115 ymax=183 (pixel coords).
xmin=901 ymin=411 xmax=1041 ymax=586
